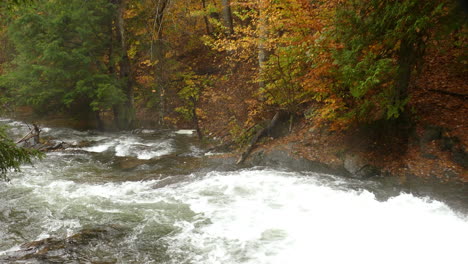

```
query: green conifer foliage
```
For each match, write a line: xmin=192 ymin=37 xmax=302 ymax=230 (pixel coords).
xmin=0 ymin=126 xmax=40 ymax=180
xmin=0 ymin=0 xmax=125 ymax=115
xmin=330 ymin=0 xmax=448 ymax=122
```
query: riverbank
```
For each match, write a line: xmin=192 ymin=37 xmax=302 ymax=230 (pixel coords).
xmin=197 ymin=32 xmax=468 ymax=183
xmin=6 ymin=100 xmax=467 ymax=184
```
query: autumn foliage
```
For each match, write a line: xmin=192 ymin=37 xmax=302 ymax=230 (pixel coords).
xmin=0 ymin=0 xmax=466 ymax=137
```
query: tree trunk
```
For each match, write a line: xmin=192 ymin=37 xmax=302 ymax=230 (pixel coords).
xmin=237 ymin=111 xmax=281 ymax=164
xmin=114 ymin=0 xmax=135 ymax=129
xmin=192 ymin=101 xmax=203 ymax=140
xmin=201 ymin=0 xmax=212 ymax=35
xmin=95 ymin=111 xmax=104 ymax=131
xmin=394 ymin=39 xmax=413 ymax=107
xmin=257 ymin=0 xmax=268 ymax=89
xmin=150 ymin=0 xmax=169 ymax=126
xmin=220 ymin=0 xmax=234 ymax=35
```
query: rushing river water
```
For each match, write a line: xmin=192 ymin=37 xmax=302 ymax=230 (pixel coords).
xmin=0 ymin=118 xmax=467 ymax=264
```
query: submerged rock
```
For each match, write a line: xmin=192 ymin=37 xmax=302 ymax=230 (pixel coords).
xmin=1 ymin=226 xmax=124 ymax=263
xmin=115 ymin=156 xmax=149 ymax=170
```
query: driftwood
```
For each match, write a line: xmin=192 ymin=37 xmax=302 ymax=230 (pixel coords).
xmin=237 ymin=111 xmax=282 ymax=164
xmin=16 ymin=124 xmax=71 ymax=152
xmin=39 ymin=142 xmax=68 ymax=151
xmin=16 ymin=124 xmax=41 ymax=146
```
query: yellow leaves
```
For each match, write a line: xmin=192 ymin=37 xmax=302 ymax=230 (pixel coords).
xmin=190 ymin=10 xmax=207 ymax=18
xmin=165 ymin=50 xmax=175 ymax=59
xmin=123 ymin=8 xmax=138 ymax=19
xmin=163 ymin=116 xmax=178 ymax=125
xmin=140 ymin=59 xmax=157 ymax=67
xmin=127 ymin=40 xmax=140 ymax=59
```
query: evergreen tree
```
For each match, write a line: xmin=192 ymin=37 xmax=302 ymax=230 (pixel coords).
xmin=330 ymin=0 xmax=450 ymax=122
xmin=0 ymin=126 xmax=40 ymax=181
xmin=0 ymin=0 xmax=126 ymax=121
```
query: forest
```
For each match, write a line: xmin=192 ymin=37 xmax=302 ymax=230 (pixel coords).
xmin=0 ymin=0 xmax=467 ymax=180
xmin=0 ymin=1 xmax=467 ymax=263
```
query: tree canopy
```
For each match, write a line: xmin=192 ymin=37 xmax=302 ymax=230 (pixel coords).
xmin=1 ymin=0 xmax=125 ymax=117
xmin=0 ymin=0 xmax=465 ymax=136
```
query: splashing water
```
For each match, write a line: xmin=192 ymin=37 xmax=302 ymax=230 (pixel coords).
xmin=0 ymin=118 xmax=466 ymax=264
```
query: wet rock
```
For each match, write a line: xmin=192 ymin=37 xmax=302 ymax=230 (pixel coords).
xmin=344 ymin=153 xmax=380 ymax=179
xmin=443 ymin=169 xmax=459 ymax=180
xmin=205 ymin=155 xmax=241 ymax=171
xmin=206 ymin=147 xmax=348 ymax=176
xmin=420 ymin=125 xmax=443 ymax=145
xmin=248 ymin=149 xmax=348 ymax=176
xmin=41 ymin=141 xmax=72 ymax=151
xmin=74 ymin=140 xmax=94 ymax=148
xmin=421 ymin=153 xmax=438 ymax=160
xmin=343 ymin=154 xmax=363 ymax=175
xmin=206 ymin=141 xmax=235 ymax=153
xmin=1 ymin=226 xmax=124 ymax=263
xmin=452 ymin=148 xmax=468 ymax=169
xmin=440 ymin=136 xmax=459 ymax=151
xmin=115 ymin=157 xmax=148 ymax=170
xmin=357 ymin=164 xmax=381 ymax=179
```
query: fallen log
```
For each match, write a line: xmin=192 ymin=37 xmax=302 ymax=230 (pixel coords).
xmin=39 ymin=141 xmax=69 ymax=152
xmin=16 ymin=124 xmax=41 ymax=147
xmin=237 ymin=111 xmax=282 ymax=164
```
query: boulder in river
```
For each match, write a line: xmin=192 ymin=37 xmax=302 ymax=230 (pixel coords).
xmin=343 ymin=153 xmax=381 ymax=179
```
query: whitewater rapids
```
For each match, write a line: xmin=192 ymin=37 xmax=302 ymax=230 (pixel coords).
xmin=0 ymin=118 xmax=467 ymax=264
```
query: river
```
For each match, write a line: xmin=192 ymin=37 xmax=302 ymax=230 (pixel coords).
xmin=0 ymin=118 xmax=467 ymax=264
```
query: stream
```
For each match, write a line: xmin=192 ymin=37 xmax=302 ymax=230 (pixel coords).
xmin=0 ymin=118 xmax=467 ymax=264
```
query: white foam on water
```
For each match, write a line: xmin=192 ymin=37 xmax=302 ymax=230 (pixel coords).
xmin=115 ymin=138 xmax=173 ymax=160
xmin=140 ymin=129 xmax=156 ymax=134
xmin=135 ymin=148 xmax=172 ymax=160
xmin=204 ymin=151 xmax=222 ymax=156
xmin=160 ymin=170 xmax=468 ymax=264
xmin=40 ymin=218 xmax=81 ymax=238
xmin=85 ymin=135 xmax=108 ymax=141
xmin=84 ymin=141 xmax=115 ymax=153
xmin=33 ymin=178 xmax=165 ymax=206
xmin=0 ymin=246 xmax=21 ymax=256
xmin=3 ymin=163 xmax=467 ymax=264
xmin=82 ymin=135 xmax=174 ymax=159
xmin=175 ymin=129 xmax=195 ymax=135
